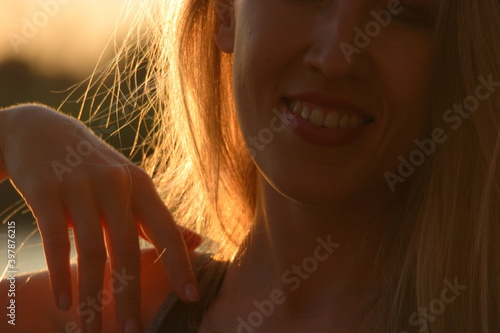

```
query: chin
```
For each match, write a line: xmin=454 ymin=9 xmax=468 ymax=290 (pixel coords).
xmin=262 ymin=167 xmax=368 ymax=208
xmin=253 ymin=142 xmax=390 ymax=209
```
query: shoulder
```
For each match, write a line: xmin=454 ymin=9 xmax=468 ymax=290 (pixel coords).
xmin=0 ymin=267 xmax=54 ymax=332
xmin=0 ymin=247 xmax=186 ymax=332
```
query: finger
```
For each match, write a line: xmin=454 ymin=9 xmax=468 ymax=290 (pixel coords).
xmin=66 ymin=190 xmax=107 ymax=333
xmin=179 ymin=226 xmax=204 ymax=250
xmin=134 ymin=194 xmax=200 ymax=304
xmin=29 ymin=192 xmax=73 ymax=312
xmin=100 ymin=190 xmax=142 ymax=333
xmin=138 ymin=217 xmax=203 ymax=251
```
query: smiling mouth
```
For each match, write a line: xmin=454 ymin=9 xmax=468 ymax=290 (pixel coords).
xmin=284 ymin=98 xmax=375 ymax=129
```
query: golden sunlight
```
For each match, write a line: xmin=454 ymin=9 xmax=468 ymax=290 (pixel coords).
xmin=0 ymin=0 xmax=129 ymax=78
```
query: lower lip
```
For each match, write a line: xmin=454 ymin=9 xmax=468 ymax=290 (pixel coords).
xmin=281 ymin=103 xmax=372 ymax=147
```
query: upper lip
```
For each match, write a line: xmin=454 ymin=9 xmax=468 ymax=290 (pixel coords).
xmin=284 ymin=92 xmax=374 ymax=119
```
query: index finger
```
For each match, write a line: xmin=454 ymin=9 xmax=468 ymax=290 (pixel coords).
xmin=133 ymin=194 xmax=200 ymax=304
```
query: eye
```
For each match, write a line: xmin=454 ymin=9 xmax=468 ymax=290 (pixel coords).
xmin=391 ymin=0 xmax=435 ymax=28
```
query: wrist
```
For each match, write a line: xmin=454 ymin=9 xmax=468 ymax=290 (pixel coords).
xmin=0 ymin=105 xmax=30 ymax=181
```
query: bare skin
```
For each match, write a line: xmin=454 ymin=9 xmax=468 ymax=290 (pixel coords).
xmin=0 ymin=0 xmax=437 ymax=331
xmin=196 ymin=0 xmax=435 ymax=331
xmin=197 ymin=179 xmax=394 ymax=333
xmin=0 ymin=248 xmax=174 ymax=332
xmin=0 ymin=105 xmax=201 ymax=332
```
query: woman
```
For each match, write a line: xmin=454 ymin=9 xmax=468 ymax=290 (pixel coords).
xmin=0 ymin=0 xmax=499 ymax=332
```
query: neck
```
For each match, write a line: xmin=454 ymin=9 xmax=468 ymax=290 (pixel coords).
xmin=229 ymin=175 xmax=399 ymax=317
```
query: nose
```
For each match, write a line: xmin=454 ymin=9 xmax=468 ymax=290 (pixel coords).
xmin=302 ymin=5 xmax=370 ymax=80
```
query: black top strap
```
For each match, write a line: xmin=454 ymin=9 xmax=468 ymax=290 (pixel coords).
xmin=147 ymin=254 xmax=229 ymax=333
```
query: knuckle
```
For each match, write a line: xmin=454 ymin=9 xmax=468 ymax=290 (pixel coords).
xmin=133 ymin=170 xmax=155 ymax=188
xmin=60 ymin=170 xmax=90 ymax=190
xmin=160 ymin=252 xmax=192 ymax=275
xmin=163 ymin=225 xmax=184 ymax=243
xmin=99 ymin=165 xmax=131 ymax=188
xmin=128 ymin=163 xmax=146 ymax=175
xmin=135 ymin=176 xmax=159 ymax=197
xmin=132 ymin=167 xmax=153 ymax=183
xmin=158 ymin=236 xmax=185 ymax=255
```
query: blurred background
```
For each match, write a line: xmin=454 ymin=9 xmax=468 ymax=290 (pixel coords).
xmin=0 ymin=0 xmax=140 ymax=274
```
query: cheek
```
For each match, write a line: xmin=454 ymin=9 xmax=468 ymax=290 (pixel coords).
xmin=374 ymin=34 xmax=435 ymax=158
xmin=231 ymin=10 xmax=296 ymax=136
xmin=229 ymin=3 xmax=436 ymax=203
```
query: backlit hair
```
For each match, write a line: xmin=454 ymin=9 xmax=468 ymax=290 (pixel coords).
xmin=84 ymin=0 xmax=500 ymax=331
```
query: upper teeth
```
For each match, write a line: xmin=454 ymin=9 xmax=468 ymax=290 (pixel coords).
xmin=290 ymin=100 xmax=370 ymax=129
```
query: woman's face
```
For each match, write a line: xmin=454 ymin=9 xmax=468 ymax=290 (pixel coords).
xmin=216 ymin=0 xmax=435 ymax=206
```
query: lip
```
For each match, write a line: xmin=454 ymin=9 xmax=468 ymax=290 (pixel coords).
xmin=280 ymin=95 xmax=374 ymax=147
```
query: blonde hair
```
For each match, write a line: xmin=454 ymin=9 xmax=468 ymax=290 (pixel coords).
xmin=83 ymin=0 xmax=499 ymax=331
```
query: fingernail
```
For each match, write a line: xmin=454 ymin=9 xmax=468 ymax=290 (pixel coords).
xmin=125 ymin=317 xmax=140 ymax=333
xmin=58 ymin=291 xmax=71 ymax=311
xmin=185 ymin=283 xmax=200 ymax=302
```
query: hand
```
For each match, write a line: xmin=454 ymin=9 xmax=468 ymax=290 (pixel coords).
xmin=0 ymin=105 xmax=202 ymax=332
